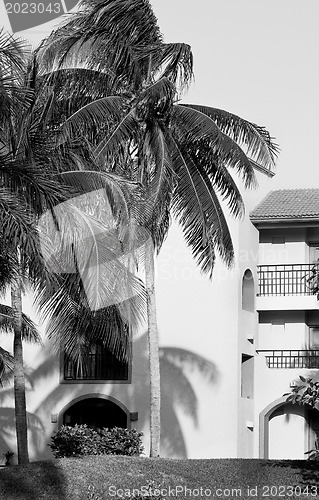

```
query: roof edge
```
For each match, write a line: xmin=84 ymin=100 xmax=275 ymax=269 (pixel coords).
xmin=250 ymin=216 xmax=319 ymax=227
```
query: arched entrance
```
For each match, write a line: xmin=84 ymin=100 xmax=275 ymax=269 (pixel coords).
xmin=268 ymin=403 xmax=305 ymax=459
xmin=62 ymin=397 xmax=128 ymax=430
xmin=260 ymin=397 xmax=319 ymax=459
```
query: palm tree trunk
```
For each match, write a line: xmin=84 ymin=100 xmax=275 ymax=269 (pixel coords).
xmin=145 ymin=240 xmax=160 ymax=457
xmin=11 ymin=273 xmax=29 ymax=465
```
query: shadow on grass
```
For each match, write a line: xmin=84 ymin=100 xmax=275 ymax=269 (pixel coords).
xmin=266 ymin=460 xmax=319 ymax=488
xmin=0 ymin=460 xmax=67 ymax=500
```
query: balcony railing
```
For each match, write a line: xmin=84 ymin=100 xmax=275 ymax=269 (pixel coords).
xmin=257 ymin=264 xmax=318 ymax=296
xmin=64 ymin=352 xmax=128 ymax=381
xmin=257 ymin=350 xmax=319 ymax=369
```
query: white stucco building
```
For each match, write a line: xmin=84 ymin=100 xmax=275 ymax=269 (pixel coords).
xmin=1 ymin=176 xmax=319 ymax=462
xmin=251 ymin=188 xmax=319 ymax=459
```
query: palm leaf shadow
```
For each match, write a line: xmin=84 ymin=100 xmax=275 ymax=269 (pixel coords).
xmin=0 ymin=344 xmax=65 ymax=460
xmin=0 ymin=408 xmax=44 ymax=462
xmin=0 ymin=333 xmax=219 ymax=459
xmin=111 ymin=332 xmax=219 ymax=457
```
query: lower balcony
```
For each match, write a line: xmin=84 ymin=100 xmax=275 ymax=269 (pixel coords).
xmin=257 ymin=350 xmax=319 ymax=369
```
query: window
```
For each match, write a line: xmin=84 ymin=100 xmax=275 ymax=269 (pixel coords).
xmin=241 ymin=354 xmax=254 ymax=399
xmin=64 ymin=343 xmax=129 ymax=381
xmin=309 ymin=244 xmax=319 ymax=264
xmin=242 ymin=269 xmax=254 ymax=312
xmin=309 ymin=327 xmax=319 ymax=349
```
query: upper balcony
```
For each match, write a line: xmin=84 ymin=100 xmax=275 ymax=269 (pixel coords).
xmin=63 ymin=344 xmax=129 ymax=382
xmin=256 ymin=264 xmax=319 ymax=311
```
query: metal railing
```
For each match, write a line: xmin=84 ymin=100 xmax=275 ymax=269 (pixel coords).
xmin=64 ymin=353 xmax=128 ymax=380
xmin=257 ymin=264 xmax=318 ymax=296
xmin=257 ymin=350 xmax=319 ymax=369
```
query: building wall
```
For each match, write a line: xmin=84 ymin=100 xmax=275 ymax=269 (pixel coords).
xmin=254 ymin=221 xmax=319 ymax=459
xmin=0 ymin=171 xmax=277 ymax=462
xmin=259 ymin=228 xmax=307 ymax=264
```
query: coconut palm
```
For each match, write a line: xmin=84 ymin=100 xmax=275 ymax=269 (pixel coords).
xmin=0 ymin=29 xmax=147 ymax=464
xmin=0 ymin=28 xmax=84 ymax=464
xmin=36 ymin=0 xmax=279 ymax=456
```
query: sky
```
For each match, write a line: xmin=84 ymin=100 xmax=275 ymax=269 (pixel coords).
xmin=0 ymin=1 xmax=318 ymax=387
xmin=1 ymin=0 xmax=318 ymax=190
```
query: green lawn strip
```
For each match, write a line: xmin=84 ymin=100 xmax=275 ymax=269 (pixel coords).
xmin=0 ymin=457 xmax=318 ymax=500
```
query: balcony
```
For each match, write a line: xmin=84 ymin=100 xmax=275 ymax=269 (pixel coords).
xmin=257 ymin=264 xmax=317 ymax=296
xmin=64 ymin=351 xmax=128 ymax=381
xmin=257 ymin=350 xmax=319 ymax=369
xmin=256 ymin=264 xmax=319 ymax=311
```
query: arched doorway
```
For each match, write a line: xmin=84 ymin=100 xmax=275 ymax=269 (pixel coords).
xmin=260 ymin=397 xmax=319 ymax=459
xmin=268 ymin=403 xmax=305 ymax=459
xmin=63 ymin=397 xmax=128 ymax=430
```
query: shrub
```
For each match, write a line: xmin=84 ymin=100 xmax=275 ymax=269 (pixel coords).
xmin=3 ymin=451 xmax=14 ymax=466
xmin=305 ymin=440 xmax=319 ymax=460
xmin=98 ymin=427 xmax=144 ymax=456
xmin=49 ymin=425 xmax=144 ymax=458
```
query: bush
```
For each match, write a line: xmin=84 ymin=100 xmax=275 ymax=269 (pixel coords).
xmin=49 ymin=425 xmax=144 ymax=458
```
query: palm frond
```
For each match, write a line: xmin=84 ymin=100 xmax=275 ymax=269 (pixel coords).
xmin=37 ymin=0 xmax=162 ymax=91
xmin=0 ymin=304 xmax=41 ymax=343
xmin=62 ymin=96 xmax=126 ymax=140
xmin=173 ymin=104 xmax=257 ymax=188
xmin=171 ymin=138 xmax=234 ymax=275
xmin=139 ymin=124 xmax=174 ymax=250
xmin=94 ymin=110 xmax=139 ymax=160
xmin=0 ymin=187 xmax=40 ymax=259
xmin=155 ymin=43 xmax=193 ymax=92
xmin=58 ymin=169 xmax=139 ymax=226
xmin=36 ymin=190 xmax=147 ymax=333
xmin=0 ymin=29 xmax=30 ymax=73
xmin=36 ymin=270 xmax=138 ymax=363
xmin=0 ymin=155 xmax=68 ymax=215
xmin=180 ymin=104 xmax=279 ymax=174
xmin=183 ymin=140 xmax=245 ymax=218
xmin=0 ymin=346 xmax=14 ymax=387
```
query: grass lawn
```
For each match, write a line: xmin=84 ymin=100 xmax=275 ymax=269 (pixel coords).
xmin=0 ymin=456 xmax=318 ymax=499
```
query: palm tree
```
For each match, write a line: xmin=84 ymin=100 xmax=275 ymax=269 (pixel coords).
xmin=0 ymin=29 xmax=81 ymax=464
xmin=0 ymin=24 xmax=149 ymax=464
xmin=36 ymin=0 xmax=279 ymax=456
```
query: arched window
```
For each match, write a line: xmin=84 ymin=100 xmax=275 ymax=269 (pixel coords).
xmin=242 ymin=269 xmax=254 ymax=312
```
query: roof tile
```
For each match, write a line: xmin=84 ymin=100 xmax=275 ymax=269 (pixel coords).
xmin=250 ymin=189 xmax=319 ymax=222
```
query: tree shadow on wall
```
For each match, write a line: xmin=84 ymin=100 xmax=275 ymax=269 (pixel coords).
xmin=0 ymin=334 xmax=219 ymax=460
xmin=111 ymin=332 xmax=219 ymax=458
xmin=0 ymin=343 xmax=88 ymax=461
xmin=0 ymin=408 xmax=45 ymax=462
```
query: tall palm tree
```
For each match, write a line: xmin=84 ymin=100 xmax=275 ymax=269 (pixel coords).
xmin=36 ymin=0 xmax=279 ymax=456
xmin=0 ymin=29 xmax=80 ymax=464
xmin=0 ymin=24 xmax=149 ymax=464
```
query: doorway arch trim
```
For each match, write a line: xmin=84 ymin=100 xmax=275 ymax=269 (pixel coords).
xmin=259 ymin=396 xmax=305 ymax=458
xmin=58 ymin=393 xmax=131 ymax=429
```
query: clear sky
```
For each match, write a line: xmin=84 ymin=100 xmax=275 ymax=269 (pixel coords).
xmin=1 ymin=0 xmax=318 ymax=368
xmin=151 ymin=0 xmax=319 ymax=190
xmin=1 ymin=0 xmax=319 ymax=189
